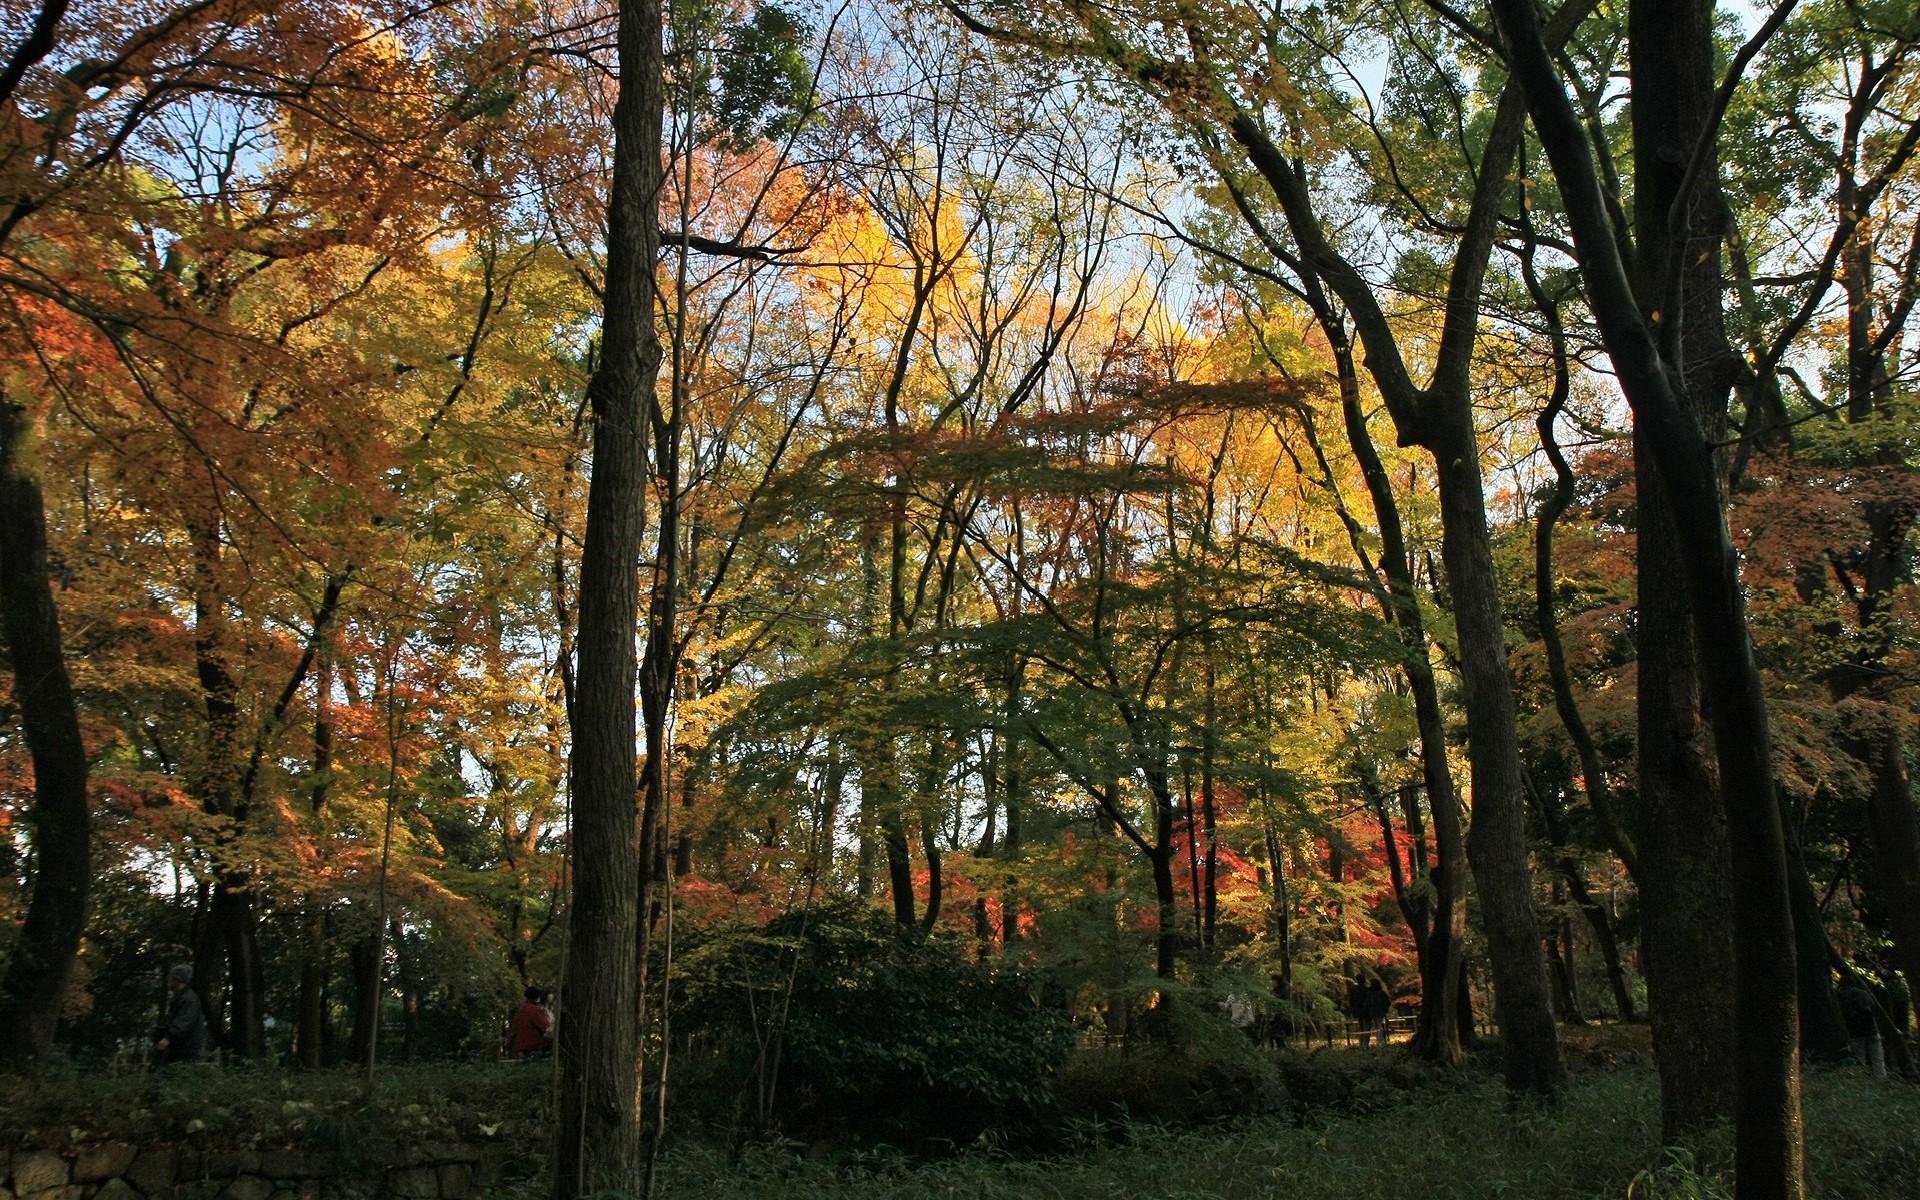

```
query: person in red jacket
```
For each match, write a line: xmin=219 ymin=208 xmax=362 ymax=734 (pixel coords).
xmin=507 ymin=986 xmax=552 ymax=1060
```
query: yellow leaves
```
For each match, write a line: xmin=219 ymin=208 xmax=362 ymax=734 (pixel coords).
xmin=674 ymin=683 xmax=752 ymax=755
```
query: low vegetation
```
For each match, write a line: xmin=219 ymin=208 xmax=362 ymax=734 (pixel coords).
xmin=6 ymin=1035 xmax=1914 ymax=1200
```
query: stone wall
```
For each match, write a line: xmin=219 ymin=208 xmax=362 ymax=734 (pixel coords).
xmin=0 ymin=1142 xmax=499 ymax=1199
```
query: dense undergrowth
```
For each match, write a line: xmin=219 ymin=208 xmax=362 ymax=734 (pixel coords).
xmin=2 ymin=1025 xmax=1914 ymax=1199
xmin=650 ymin=1067 xmax=1920 ymax=1200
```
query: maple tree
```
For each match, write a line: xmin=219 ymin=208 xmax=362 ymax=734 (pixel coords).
xmin=0 ymin=1 xmax=1917 ymax=1197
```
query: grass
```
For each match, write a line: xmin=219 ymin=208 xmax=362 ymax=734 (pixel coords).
xmin=5 ymin=1034 xmax=1915 ymax=1199
xmin=646 ymin=1067 xmax=1919 ymax=1200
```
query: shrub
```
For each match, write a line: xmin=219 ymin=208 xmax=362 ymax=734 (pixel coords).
xmin=1053 ymin=1002 xmax=1286 ymax=1128
xmin=669 ymin=902 xmax=1073 ymax=1146
xmin=1273 ymin=1045 xmax=1439 ymax=1117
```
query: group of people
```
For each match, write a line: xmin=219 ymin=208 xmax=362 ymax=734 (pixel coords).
xmin=1349 ymin=978 xmax=1392 ymax=1047
xmin=140 ymin=965 xmax=558 ymax=1067
xmin=147 ymin=962 xmax=1891 ymax=1076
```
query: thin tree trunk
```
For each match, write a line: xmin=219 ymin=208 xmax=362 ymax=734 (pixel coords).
xmin=1546 ymin=879 xmax=1583 ymax=1024
xmin=919 ymin=808 xmax=944 ymax=934
xmin=1862 ymin=730 xmax=1920 ymax=1027
xmin=1201 ymin=656 xmax=1218 ymax=949
xmin=347 ymin=933 xmax=378 ymax=1065
xmin=296 ymin=637 xmax=336 ymax=1068
xmin=1783 ymin=810 xmax=1850 ymax=1062
xmin=1328 ymin=343 xmax=1464 ymax=1065
xmin=1538 ymin=782 xmax=1638 ymax=1022
xmin=999 ymin=658 xmax=1025 ymax=946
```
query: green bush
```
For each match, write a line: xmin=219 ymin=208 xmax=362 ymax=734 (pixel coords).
xmin=1053 ymin=1002 xmax=1286 ymax=1128
xmin=669 ymin=902 xmax=1073 ymax=1146
xmin=1274 ymin=1045 xmax=1441 ymax=1117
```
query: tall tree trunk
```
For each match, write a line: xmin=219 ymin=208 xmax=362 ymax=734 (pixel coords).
xmin=855 ymin=762 xmax=877 ymax=900
xmin=879 ymin=770 xmax=914 ymax=927
xmin=188 ymin=516 xmax=266 ymax=1060
xmin=1622 ymin=0 xmax=1744 ymax=1137
xmin=1224 ymin=57 xmax=1570 ymax=1093
xmin=555 ymin=0 xmax=662 ymax=1186
xmin=1263 ymin=823 xmax=1293 ymax=998
xmin=1628 ymin=271 xmax=1743 ymax=1132
xmin=1432 ymin=424 xmax=1566 ymax=1095
xmin=1494 ymin=2 xmax=1806 ymax=1193
xmin=973 ymin=734 xmax=997 ymax=950
xmin=1183 ymin=756 xmax=1203 ymax=942
xmin=295 ymin=908 xmax=329 ymax=1068
xmin=1638 ymin=513 xmax=1743 ymax=1115
xmin=190 ymin=885 xmax=226 ymax=1051
xmin=0 ymin=395 xmax=90 ymax=1066
xmin=393 ymin=918 xmax=421 ymax=1062
xmin=919 ymin=810 xmax=943 ymax=934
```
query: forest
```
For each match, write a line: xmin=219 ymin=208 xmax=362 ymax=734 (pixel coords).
xmin=0 ymin=0 xmax=1917 ymax=1197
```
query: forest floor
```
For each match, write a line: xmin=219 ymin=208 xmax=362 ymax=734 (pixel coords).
xmin=5 ymin=1029 xmax=1916 ymax=1198
xmin=650 ymin=1064 xmax=1919 ymax=1200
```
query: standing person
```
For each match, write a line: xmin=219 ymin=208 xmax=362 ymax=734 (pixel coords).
xmin=1838 ymin=973 xmax=1887 ymax=1080
xmin=539 ymin=989 xmax=557 ymax=1049
xmin=1362 ymin=979 xmax=1392 ymax=1047
xmin=507 ymin=986 xmax=552 ymax=1061
xmin=1355 ymin=979 xmax=1386 ymax=1047
xmin=151 ymin=964 xmax=209 ymax=1065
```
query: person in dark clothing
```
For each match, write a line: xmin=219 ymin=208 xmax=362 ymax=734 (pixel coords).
xmin=152 ymin=963 xmax=209 ymax=1065
xmin=1356 ymin=978 xmax=1390 ymax=1047
xmin=1838 ymin=972 xmax=1887 ymax=1080
xmin=507 ymin=986 xmax=553 ymax=1060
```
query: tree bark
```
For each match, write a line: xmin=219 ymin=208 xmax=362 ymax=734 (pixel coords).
xmin=296 ymin=637 xmax=336 ymax=1068
xmin=1783 ymin=810 xmax=1850 ymax=1062
xmin=1620 ymin=0 xmax=1746 ymax=1137
xmin=1862 ymin=730 xmax=1920 ymax=1025
xmin=1492 ymin=1 xmax=1805 ymax=1193
xmin=1150 ymin=842 xmax=1178 ymax=981
xmin=1226 ymin=65 xmax=1569 ymax=1094
xmin=554 ymin=0 xmax=662 ymax=1187
xmin=0 ymin=396 xmax=90 ymax=1066
xmin=1332 ymin=344 xmax=1465 ymax=1065
xmin=1432 ymin=423 xmax=1566 ymax=1095
xmin=999 ymin=657 xmax=1025 ymax=946
xmin=347 ymin=932 xmax=378 ymax=1065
